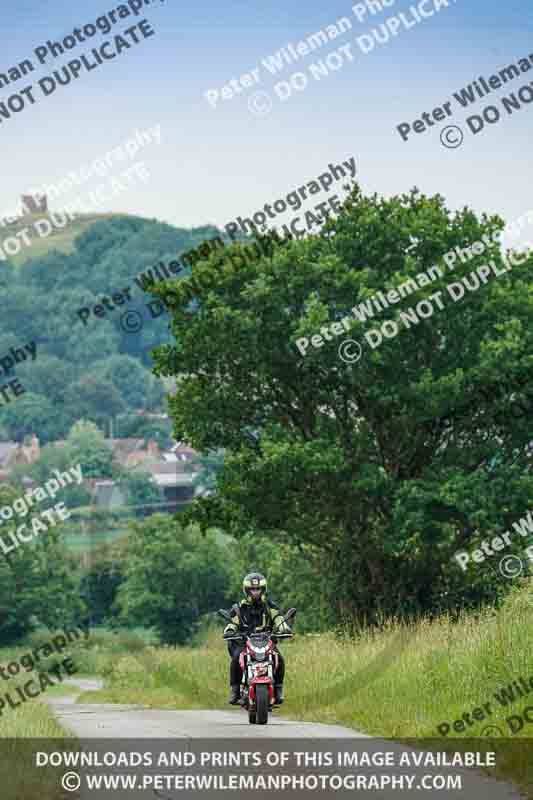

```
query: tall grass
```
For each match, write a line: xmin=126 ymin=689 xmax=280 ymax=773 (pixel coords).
xmin=80 ymin=584 xmax=533 ymax=739
xmin=0 ymin=703 xmax=75 ymax=800
xmin=0 ymin=629 xmax=86 ymax=800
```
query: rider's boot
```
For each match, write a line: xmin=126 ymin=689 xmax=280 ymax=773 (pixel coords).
xmin=229 ymin=658 xmax=243 ymax=704
xmin=274 ymin=685 xmax=284 ymax=705
xmin=228 ymin=685 xmax=240 ymax=705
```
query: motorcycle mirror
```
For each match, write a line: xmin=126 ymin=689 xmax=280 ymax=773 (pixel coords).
xmin=284 ymin=608 xmax=297 ymax=622
xmin=217 ymin=609 xmax=232 ymax=622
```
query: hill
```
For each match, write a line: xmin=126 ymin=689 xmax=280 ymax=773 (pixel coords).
xmin=0 ymin=213 xmax=223 ymax=443
xmin=0 ymin=213 xmax=133 ymax=267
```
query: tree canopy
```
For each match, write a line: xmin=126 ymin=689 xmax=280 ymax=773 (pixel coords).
xmin=116 ymin=516 xmax=230 ymax=644
xmin=151 ymin=185 xmax=533 ymax=622
xmin=0 ymin=484 xmax=84 ymax=642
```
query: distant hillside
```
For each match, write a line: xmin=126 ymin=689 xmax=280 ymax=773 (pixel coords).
xmin=0 ymin=212 xmax=141 ymax=267
xmin=0 ymin=213 xmax=224 ymax=444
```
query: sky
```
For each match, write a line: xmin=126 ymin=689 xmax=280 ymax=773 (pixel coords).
xmin=1 ymin=0 xmax=532 ymax=235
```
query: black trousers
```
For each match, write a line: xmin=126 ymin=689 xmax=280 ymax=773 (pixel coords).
xmin=228 ymin=641 xmax=285 ymax=686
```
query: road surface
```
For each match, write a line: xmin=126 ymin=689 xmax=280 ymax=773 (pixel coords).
xmin=50 ymin=678 xmax=363 ymax=739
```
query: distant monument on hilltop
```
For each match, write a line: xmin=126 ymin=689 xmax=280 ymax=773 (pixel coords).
xmin=21 ymin=194 xmax=48 ymax=216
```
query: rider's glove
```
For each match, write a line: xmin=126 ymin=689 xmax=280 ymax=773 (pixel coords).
xmin=223 ymin=623 xmax=238 ymax=638
xmin=272 ymin=617 xmax=291 ymax=635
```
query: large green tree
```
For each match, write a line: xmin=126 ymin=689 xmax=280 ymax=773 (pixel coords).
xmin=187 ymin=450 xmax=225 ymax=495
xmin=116 ymin=516 xmax=230 ymax=644
xmin=66 ymin=420 xmax=114 ymax=478
xmin=95 ymin=355 xmax=157 ymax=410
xmin=80 ymin=543 xmax=125 ymax=626
xmin=116 ymin=469 xmax=161 ymax=509
xmin=64 ymin=376 xmax=126 ymax=428
xmin=15 ymin=355 xmax=76 ymax=405
xmin=0 ymin=392 xmax=64 ymax=442
xmin=115 ymin=414 xmax=173 ymax=449
xmin=151 ymin=186 xmax=533 ymax=622
xmin=0 ymin=485 xmax=85 ymax=643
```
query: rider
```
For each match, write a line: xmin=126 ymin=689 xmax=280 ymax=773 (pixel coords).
xmin=223 ymin=572 xmax=291 ymax=706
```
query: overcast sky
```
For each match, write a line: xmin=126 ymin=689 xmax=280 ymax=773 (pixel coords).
xmin=1 ymin=0 xmax=532 ymax=234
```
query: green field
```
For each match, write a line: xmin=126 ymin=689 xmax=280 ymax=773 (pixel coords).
xmin=62 ymin=527 xmax=130 ymax=553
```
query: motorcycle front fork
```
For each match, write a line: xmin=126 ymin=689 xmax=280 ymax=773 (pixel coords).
xmin=241 ymin=685 xmax=249 ymax=706
xmin=242 ymin=684 xmax=274 ymax=709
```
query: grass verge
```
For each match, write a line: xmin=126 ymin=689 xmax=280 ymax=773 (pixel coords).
xmin=0 ymin=664 xmax=77 ymax=800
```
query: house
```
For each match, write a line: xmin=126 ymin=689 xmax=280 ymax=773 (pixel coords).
xmin=53 ymin=437 xmax=161 ymax=468
xmin=0 ymin=431 xmax=204 ymax=514
xmin=81 ymin=444 xmax=203 ymax=514
xmin=134 ymin=457 xmax=202 ymax=507
xmin=163 ymin=441 xmax=198 ymax=463
xmin=107 ymin=438 xmax=160 ymax=467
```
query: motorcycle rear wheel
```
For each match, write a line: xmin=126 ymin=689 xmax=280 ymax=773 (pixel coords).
xmin=256 ymin=685 xmax=269 ymax=725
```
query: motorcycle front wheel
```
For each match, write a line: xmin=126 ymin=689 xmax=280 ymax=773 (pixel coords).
xmin=255 ymin=684 xmax=269 ymax=725
xmin=248 ymin=710 xmax=257 ymax=724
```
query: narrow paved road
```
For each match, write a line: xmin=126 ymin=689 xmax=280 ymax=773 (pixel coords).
xmin=44 ymin=679 xmax=521 ymax=800
xmin=51 ymin=703 xmax=365 ymax=739
xmin=49 ymin=679 xmax=363 ymax=738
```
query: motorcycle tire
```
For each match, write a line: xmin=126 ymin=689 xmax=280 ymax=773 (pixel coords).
xmin=248 ymin=710 xmax=257 ymax=724
xmin=256 ymin=685 xmax=269 ymax=725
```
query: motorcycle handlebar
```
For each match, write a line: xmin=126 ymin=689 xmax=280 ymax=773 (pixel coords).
xmin=223 ymin=632 xmax=294 ymax=642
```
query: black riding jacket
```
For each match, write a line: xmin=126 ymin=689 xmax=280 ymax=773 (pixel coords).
xmin=224 ymin=597 xmax=288 ymax=635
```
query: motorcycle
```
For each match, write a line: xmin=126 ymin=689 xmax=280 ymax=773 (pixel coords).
xmin=218 ymin=607 xmax=296 ymax=725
